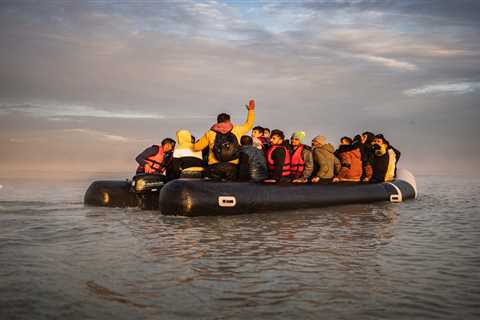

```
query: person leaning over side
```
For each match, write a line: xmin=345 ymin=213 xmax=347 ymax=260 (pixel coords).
xmin=289 ymin=131 xmax=313 ymax=183
xmin=264 ymin=129 xmax=291 ymax=183
xmin=135 ymin=138 xmax=176 ymax=175
xmin=237 ymin=135 xmax=268 ymax=182
xmin=192 ymin=99 xmax=255 ymax=181
xmin=310 ymin=135 xmax=340 ymax=183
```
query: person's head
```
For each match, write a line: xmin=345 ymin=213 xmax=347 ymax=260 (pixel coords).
xmin=252 ymin=126 xmax=264 ymax=138
xmin=240 ymin=135 xmax=253 ymax=146
xmin=263 ymin=128 xmax=271 ymax=138
xmin=311 ymin=135 xmax=326 ymax=147
xmin=353 ymin=134 xmax=361 ymax=144
xmin=340 ymin=136 xmax=352 ymax=146
xmin=217 ymin=113 xmax=231 ymax=124
xmin=372 ymin=134 xmax=389 ymax=156
xmin=270 ymin=129 xmax=284 ymax=146
xmin=290 ymin=131 xmax=306 ymax=147
xmin=372 ymin=134 xmax=388 ymax=147
xmin=161 ymin=138 xmax=176 ymax=152
xmin=361 ymin=131 xmax=374 ymax=144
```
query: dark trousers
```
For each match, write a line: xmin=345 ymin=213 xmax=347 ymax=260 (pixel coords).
xmin=205 ymin=163 xmax=238 ymax=181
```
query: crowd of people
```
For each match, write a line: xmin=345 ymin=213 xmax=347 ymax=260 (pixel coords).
xmin=135 ymin=99 xmax=400 ymax=184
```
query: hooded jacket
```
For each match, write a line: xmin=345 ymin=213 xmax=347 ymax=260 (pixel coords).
xmin=335 ymin=144 xmax=362 ymax=181
xmin=173 ymin=130 xmax=203 ymax=160
xmin=312 ymin=143 xmax=341 ymax=179
xmin=193 ymin=109 xmax=255 ymax=165
xmin=169 ymin=130 xmax=205 ymax=179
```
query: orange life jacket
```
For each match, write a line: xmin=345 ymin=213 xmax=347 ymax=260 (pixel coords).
xmin=266 ymin=145 xmax=291 ymax=177
xmin=144 ymin=146 xmax=165 ymax=174
xmin=290 ymin=145 xmax=305 ymax=179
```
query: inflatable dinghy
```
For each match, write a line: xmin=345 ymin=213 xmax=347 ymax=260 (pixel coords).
xmin=159 ymin=169 xmax=417 ymax=216
xmin=84 ymin=169 xmax=417 ymax=216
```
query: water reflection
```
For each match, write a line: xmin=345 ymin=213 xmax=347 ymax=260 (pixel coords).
xmin=108 ymin=204 xmax=401 ymax=316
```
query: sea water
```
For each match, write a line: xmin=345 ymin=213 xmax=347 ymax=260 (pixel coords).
xmin=0 ymin=174 xmax=479 ymax=319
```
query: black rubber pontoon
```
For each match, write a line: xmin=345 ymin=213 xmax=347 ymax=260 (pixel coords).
xmin=159 ymin=169 xmax=417 ymax=216
xmin=84 ymin=174 xmax=166 ymax=209
xmin=84 ymin=180 xmax=137 ymax=208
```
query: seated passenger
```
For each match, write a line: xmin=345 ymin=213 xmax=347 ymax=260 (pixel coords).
xmin=263 ymin=128 xmax=271 ymax=139
xmin=252 ymin=126 xmax=266 ymax=150
xmin=289 ymin=131 xmax=313 ymax=183
xmin=238 ymin=135 xmax=268 ymax=182
xmin=167 ymin=130 xmax=205 ymax=180
xmin=193 ymin=99 xmax=255 ymax=181
xmin=135 ymin=138 xmax=175 ymax=175
xmin=333 ymin=136 xmax=362 ymax=182
xmin=358 ymin=131 xmax=375 ymax=182
xmin=262 ymin=127 xmax=271 ymax=151
xmin=264 ymin=129 xmax=291 ymax=183
xmin=370 ymin=134 xmax=400 ymax=183
xmin=311 ymin=135 xmax=340 ymax=183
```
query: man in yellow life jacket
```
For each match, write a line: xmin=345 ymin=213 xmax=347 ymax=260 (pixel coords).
xmin=135 ymin=138 xmax=176 ymax=175
xmin=192 ymin=99 xmax=255 ymax=181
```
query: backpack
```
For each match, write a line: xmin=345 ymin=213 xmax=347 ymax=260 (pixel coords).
xmin=212 ymin=131 xmax=240 ymax=162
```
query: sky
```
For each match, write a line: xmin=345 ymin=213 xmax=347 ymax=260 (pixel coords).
xmin=0 ymin=0 xmax=479 ymax=177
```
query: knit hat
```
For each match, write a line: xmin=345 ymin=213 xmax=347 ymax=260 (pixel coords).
xmin=312 ymin=135 xmax=326 ymax=145
xmin=291 ymin=131 xmax=306 ymax=143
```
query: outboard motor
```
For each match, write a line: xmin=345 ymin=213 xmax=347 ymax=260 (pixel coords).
xmin=131 ymin=174 xmax=166 ymax=210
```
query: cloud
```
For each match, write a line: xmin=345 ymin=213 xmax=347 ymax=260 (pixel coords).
xmin=0 ymin=0 xmax=479 ymax=175
xmin=404 ymin=82 xmax=480 ymax=96
xmin=66 ymin=128 xmax=133 ymax=143
xmin=0 ymin=103 xmax=165 ymax=119
xmin=356 ymin=54 xmax=417 ymax=71
xmin=302 ymin=0 xmax=480 ymax=25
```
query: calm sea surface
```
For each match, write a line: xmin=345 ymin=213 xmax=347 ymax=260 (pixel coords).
xmin=0 ymin=174 xmax=479 ymax=319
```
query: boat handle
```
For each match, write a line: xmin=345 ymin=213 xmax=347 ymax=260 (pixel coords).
xmin=218 ymin=196 xmax=237 ymax=207
xmin=386 ymin=182 xmax=403 ymax=203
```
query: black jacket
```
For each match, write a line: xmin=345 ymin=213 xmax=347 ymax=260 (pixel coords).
xmin=238 ymin=146 xmax=268 ymax=182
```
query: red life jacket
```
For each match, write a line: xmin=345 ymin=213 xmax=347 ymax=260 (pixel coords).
xmin=290 ymin=145 xmax=305 ymax=179
xmin=266 ymin=145 xmax=291 ymax=177
xmin=143 ymin=146 xmax=165 ymax=174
